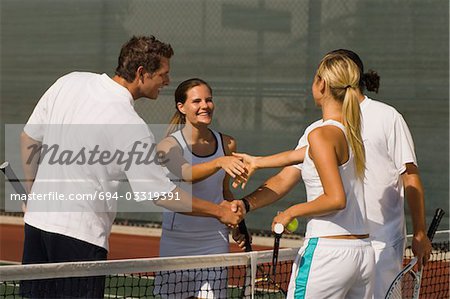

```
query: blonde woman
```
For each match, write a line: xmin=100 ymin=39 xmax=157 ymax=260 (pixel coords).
xmin=237 ymin=53 xmax=375 ymax=298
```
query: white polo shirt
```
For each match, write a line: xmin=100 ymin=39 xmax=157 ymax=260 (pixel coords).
xmin=359 ymin=96 xmax=417 ymax=246
xmin=294 ymin=96 xmax=417 ymax=246
xmin=23 ymin=72 xmax=175 ymax=250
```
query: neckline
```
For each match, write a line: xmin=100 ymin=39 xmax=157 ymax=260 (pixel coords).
xmin=180 ymin=129 xmax=219 ymax=158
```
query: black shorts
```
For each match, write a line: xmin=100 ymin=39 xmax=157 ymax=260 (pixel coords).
xmin=21 ymin=223 xmax=107 ymax=298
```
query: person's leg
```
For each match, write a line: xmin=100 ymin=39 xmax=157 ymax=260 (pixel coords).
xmin=43 ymin=230 xmax=107 ymax=298
xmin=288 ymin=238 xmax=358 ymax=299
xmin=372 ymin=239 xmax=405 ymax=299
xmin=20 ymin=224 xmax=49 ymax=298
xmin=345 ymin=242 xmax=375 ymax=299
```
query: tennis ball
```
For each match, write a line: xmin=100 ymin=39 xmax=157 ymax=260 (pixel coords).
xmin=286 ymin=218 xmax=298 ymax=232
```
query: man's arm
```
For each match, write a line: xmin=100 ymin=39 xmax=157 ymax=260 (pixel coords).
xmin=154 ymin=187 xmax=245 ymax=226
xmin=245 ymin=166 xmax=301 ymax=212
xmin=402 ymin=162 xmax=432 ymax=269
xmin=20 ymin=131 xmax=41 ymax=193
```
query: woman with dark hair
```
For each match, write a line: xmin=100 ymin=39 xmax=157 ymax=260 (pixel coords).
xmin=154 ymin=78 xmax=247 ymax=298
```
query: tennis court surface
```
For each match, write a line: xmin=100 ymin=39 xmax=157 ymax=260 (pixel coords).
xmin=0 ymin=235 xmax=449 ymax=298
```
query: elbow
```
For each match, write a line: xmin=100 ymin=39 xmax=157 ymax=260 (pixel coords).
xmin=153 ymin=198 xmax=163 ymax=207
xmin=332 ymin=195 xmax=346 ymax=210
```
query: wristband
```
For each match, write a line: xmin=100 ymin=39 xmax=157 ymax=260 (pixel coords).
xmin=240 ymin=197 xmax=251 ymax=213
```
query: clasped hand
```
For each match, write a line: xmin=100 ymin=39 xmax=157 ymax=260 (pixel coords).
xmin=218 ymin=200 xmax=246 ymax=228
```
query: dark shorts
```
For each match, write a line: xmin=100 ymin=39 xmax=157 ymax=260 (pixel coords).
xmin=21 ymin=223 xmax=107 ymax=298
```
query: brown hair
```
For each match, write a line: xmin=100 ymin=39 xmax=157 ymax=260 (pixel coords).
xmin=166 ymin=78 xmax=212 ymax=136
xmin=115 ymin=36 xmax=174 ymax=82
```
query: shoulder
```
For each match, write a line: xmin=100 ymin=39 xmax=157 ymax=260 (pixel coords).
xmin=304 ymin=119 xmax=323 ymax=134
xmin=218 ymin=132 xmax=236 ymax=154
xmin=157 ymin=135 xmax=182 ymax=153
xmin=365 ymin=97 xmax=401 ymax=117
xmin=57 ymin=71 xmax=99 ymax=83
xmin=308 ymin=125 xmax=342 ymax=147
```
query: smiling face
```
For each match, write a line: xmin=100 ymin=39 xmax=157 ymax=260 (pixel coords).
xmin=178 ymin=84 xmax=214 ymax=126
xmin=141 ymin=57 xmax=170 ymax=99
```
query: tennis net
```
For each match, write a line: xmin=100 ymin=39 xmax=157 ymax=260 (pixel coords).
xmin=0 ymin=248 xmax=294 ymax=299
xmin=0 ymin=237 xmax=448 ymax=298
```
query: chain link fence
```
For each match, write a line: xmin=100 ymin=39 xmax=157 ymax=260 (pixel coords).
xmin=1 ymin=0 xmax=448 ymax=231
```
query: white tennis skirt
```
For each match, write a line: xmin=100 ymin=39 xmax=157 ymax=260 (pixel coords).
xmin=287 ymin=237 xmax=375 ymax=299
xmin=154 ymin=228 xmax=230 ymax=299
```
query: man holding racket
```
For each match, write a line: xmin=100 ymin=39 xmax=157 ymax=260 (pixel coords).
xmin=19 ymin=36 xmax=244 ymax=298
xmin=238 ymin=49 xmax=431 ymax=298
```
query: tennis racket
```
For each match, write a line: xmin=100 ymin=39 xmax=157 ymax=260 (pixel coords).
xmin=1 ymin=161 xmax=28 ymax=195
xmin=238 ymin=220 xmax=287 ymax=298
xmin=384 ymin=208 xmax=445 ymax=299
xmin=272 ymin=223 xmax=283 ymax=276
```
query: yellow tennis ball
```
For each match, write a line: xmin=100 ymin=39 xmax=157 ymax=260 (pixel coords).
xmin=286 ymin=218 xmax=298 ymax=232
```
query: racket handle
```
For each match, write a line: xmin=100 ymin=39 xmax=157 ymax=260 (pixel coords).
xmin=238 ymin=220 xmax=253 ymax=252
xmin=272 ymin=233 xmax=281 ymax=276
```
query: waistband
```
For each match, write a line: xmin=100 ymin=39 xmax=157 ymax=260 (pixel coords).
xmin=306 ymin=237 xmax=372 ymax=248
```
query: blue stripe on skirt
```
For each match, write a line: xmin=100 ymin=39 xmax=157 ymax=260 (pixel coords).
xmin=294 ymin=237 xmax=318 ymax=299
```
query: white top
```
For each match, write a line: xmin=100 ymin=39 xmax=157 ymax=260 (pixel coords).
xmin=360 ymin=96 xmax=417 ymax=245
xmin=23 ymin=72 xmax=175 ymax=250
xmin=294 ymin=96 xmax=417 ymax=245
xmin=162 ymin=129 xmax=227 ymax=233
xmin=301 ymin=120 xmax=368 ymax=238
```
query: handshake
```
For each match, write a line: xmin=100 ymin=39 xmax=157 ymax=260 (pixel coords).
xmin=214 ymin=152 xmax=260 ymax=227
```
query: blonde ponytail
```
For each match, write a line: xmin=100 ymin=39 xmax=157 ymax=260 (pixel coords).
xmin=317 ymin=53 xmax=366 ymax=179
xmin=342 ymin=87 xmax=365 ymax=178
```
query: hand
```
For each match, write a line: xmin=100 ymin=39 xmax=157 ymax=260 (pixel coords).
xmin=231 ymin=226 xmax=252 ymax=251
xmin=271 ymin=210 xmax=294 ymax=234
xmin=218 ymin=200 xmax=245 ymax=228
xmin=231 ymin=152 xmax=259 ymax=189
xmin=411 ymin=231 xmax=432 ymax=270
xmin=217 ymin=156 xmax=247 ymax=179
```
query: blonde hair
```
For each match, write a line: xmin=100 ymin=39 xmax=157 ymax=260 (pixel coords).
xmin=316 ymin=53 xmax=365 ymax=178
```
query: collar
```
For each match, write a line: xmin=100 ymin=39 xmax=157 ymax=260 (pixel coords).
xmin=100 ymin=73 xmax=134 ymax=106
xmin=359 ymin=95 xmax=370 ymax=110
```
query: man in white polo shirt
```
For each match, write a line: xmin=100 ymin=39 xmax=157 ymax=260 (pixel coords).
xmin=20 ymin=36 xmax=244 ymax=298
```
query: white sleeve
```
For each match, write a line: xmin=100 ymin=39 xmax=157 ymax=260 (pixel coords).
xmin=291 ymin=132 xmax=307 ymax=170
xmin=124 ymin=135 xmax=176 ymax=195
xmin=23 ymin=95 xmax=50 ymax=141
xmin=388 ymin=113 xmax=418 ymax=174
xmin=291 ymin=119 xmax=322 ymax=170
xmin=23 ymin=78 xmax=62 ymax=141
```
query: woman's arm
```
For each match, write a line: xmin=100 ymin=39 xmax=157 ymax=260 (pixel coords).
xmin=157 ymin=136 xmax=246 ymax=183
xmin=272 ymin=127 xmax=346 ymax=229
xmin=231 ymin=147 xmax=306 ymax=189
xmin=234 ymin=147 xmax=305 ymax=170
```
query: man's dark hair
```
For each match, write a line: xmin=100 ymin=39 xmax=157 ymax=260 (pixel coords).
xmin=328 ymin=49 xmax=380 ymax=93
xmin=115 ymin=36 xmax=174 ymax=82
